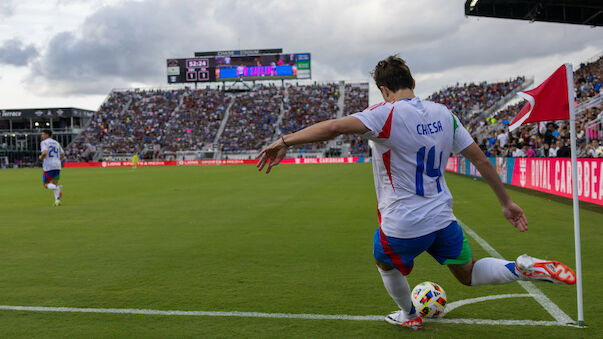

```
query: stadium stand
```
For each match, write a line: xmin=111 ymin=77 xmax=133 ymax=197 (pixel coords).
xmin=341 ymin=83 xmax=370 ymax=156
xmin=161 ymin=88 xmax=228 ymax=155
xmin=278 ymin=83 xmax=340 ymax=153
xmin=64 ymin=91 xmax=133 ymax=161
xmin=219 ymin=84 xmax=282 ymax=153
xmin=467 ymin=55 xmax=603 ymax=158
xmin=428 ymin=76 xmax=526 ymax=124
xmin=66 ymin=89 xmax=184 ymax=160
xmin=58 ymin=55 xmax=601 ymax=163
xmin=66 ymin=88 xmax=230 ymax=161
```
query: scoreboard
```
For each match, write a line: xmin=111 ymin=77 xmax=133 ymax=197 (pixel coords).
xmin=166 ymin=58 xmax=215 ymax=84
xmin=166 ymin=52 xmax=311 ymax=84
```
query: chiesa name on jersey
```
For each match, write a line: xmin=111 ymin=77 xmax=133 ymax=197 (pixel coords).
xmin=416 ymin=121 xmax=444 ymax=135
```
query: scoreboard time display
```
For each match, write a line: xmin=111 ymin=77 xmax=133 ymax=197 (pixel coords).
xmin=166 ymin=58 xmax=216 ymax=84
xmin=166 ymin=52 xmax=311 ymax=84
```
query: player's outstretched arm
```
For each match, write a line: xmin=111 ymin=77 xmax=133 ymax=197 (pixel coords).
xmin=257 ymin=116 xmax=369 ymax=174
xmin=460 ymin=142 xmax=528 ymax=232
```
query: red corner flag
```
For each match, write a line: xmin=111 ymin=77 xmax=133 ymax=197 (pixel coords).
xmin=508 ymin=64 xmax=572 ymax=131
xmin=508 ymin=62 xmax=584 ymax=327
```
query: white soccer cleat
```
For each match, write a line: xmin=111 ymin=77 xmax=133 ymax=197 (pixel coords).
xmin=515 ymin=254 xmax=576 ymax=285
xmin=385 ymin=310 xmax=423 ymax=330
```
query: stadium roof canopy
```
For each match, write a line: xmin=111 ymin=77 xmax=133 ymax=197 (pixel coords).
xmin=465 ymin=0 xmax=603 ymax=27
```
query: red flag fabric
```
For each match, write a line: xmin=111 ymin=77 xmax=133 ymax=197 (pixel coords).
xmin=508 ymin=64 xmax=570 ymax=131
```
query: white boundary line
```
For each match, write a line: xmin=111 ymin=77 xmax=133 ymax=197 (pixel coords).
xmin=0 ymin=221 xmax=575 ymax=328
xmin=458 ymin=220 xmax=574 ymax=325
xmin=0 ymin=305 xmax=565 ymax=326
xmin=443 ymin=293 xmax=530 ymax=315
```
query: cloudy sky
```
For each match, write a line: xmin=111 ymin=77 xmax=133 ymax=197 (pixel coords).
xmin=0 ymin=0 xmax=601 ymax=111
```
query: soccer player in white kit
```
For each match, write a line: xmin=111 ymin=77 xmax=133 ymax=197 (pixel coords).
xmin=257 ymin=56 xmax=576 ymax=330
xmin=39 ymin=129 xmax=64 ymax=206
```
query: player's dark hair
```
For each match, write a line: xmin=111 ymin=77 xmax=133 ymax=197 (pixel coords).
xmin=42 ymin=129 xmax=52 ymax=137
xmin=372 ymin=55 xmax=415 ymax=92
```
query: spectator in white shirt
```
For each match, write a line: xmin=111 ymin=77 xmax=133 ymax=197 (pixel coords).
xmin=549 ymin=140 xmax=562 ymax=157
xmin=496 ymin=130 xmax=509 ymax=148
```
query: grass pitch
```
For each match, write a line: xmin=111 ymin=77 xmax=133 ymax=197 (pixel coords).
xmin=0 ymin=164 xmax=601 ymax=338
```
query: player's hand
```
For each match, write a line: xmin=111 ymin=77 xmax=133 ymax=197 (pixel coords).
xmin=502 ymin=202 xmax=528 ymax=232
xmin=256 ymin=138 xmax=288 ymax=174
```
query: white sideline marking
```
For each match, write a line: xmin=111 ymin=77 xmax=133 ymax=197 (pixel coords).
xmin=458 ymin=221 xmax=574 ymax=325
xmin=0 ymin=305 xmax=566 ymax=326
xmin=443 ymin=293 xmax=530 ymax=315
xmin=430 ymin=318 xmax=561 ymax=326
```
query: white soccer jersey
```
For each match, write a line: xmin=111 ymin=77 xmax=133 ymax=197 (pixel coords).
xmin=40 ymin=138 xmax=64 ymax=172
xmin=352 ymin=98 xmax=474 ymax=239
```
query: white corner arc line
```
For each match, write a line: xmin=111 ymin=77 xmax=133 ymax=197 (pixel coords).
xmin=0 ymin=305 xmax=567 ymax=327
xmin=443 ymin=294 xmax=531 ymax=316
xmin=458 ymin=220 xmax=574 ymax=324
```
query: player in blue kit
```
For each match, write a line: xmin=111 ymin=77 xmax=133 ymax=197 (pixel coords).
xmin=257 ymin=56 xmax=576 ymax=330
xmin=39 ymin=129 xmax=65 ymax=206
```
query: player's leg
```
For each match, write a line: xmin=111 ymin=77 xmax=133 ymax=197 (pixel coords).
xmin=374 ymin=228 xmax=432 ymax=329
xmin=42 ymin=171 xmax=62 ymax=205
xmin=432 ymin=222 xmax=576 ymax=285
xmin=429 ymin=221 xmax=523 ymax=286
xmin=448 ymin=254 xmax=577 ymax=285
xmin=43 ymin=171 xmax=55 ymax=189
xmin=446 ymin=258 xmax=475 ymax=286
xmin=448 ymin=257 xmax=523 ymax=286
xmin=375 ymin=259 xmax=414 ymax=313
xmin=51 ymin=177 xmax=62 ymax=204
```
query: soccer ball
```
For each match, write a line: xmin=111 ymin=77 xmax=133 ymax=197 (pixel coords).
xmin=411 ymin=281 xmax=447 ymax=318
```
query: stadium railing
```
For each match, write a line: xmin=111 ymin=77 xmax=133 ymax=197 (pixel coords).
xmin=576 ymin=92 xmax=602 ymax=113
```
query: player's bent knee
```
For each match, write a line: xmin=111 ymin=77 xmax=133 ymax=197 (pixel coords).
xmin=375 ymin=259 xmax=394 ymax=271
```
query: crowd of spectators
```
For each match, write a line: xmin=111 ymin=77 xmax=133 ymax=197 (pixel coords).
xmin=65 ymin=91 xmax=132 ymax=161
xmin=161 ymin=89 xmax=228 ymax=154
xmin=428 ymin=77 xmax=525 ymax=122
xmin=66 ymin=83 xmax=342 ymax=159
xmin=279 ymin=83 xmax=340 ymax=152
xmin=65 ymin=88 xmax=230 ymax=160
xmin=111 ymin=89 xmax=184 ymax=155
xmin=63 ymin=55 xmax=602 ymax=160
xmin=469 ymin=56 xmax=603 ymax=159
xmin=474 ymin=102 xmax=603 ymax=159
xmin=219 ymin=85 xmax=282 ymax=152
xmin=342 ymin=84 xmax=370 ymax=156
xmin=475 ymin=117 xmax=602 ymax=158
xmin=574 ymin=55 xmax=603 ymax=102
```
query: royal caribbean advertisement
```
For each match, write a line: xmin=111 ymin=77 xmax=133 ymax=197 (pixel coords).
xmin=446 ymin=157 xmax=603 ymax=206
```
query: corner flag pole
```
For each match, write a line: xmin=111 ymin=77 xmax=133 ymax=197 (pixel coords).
xmin=565 ymin=63 xmax=584 ymax=327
